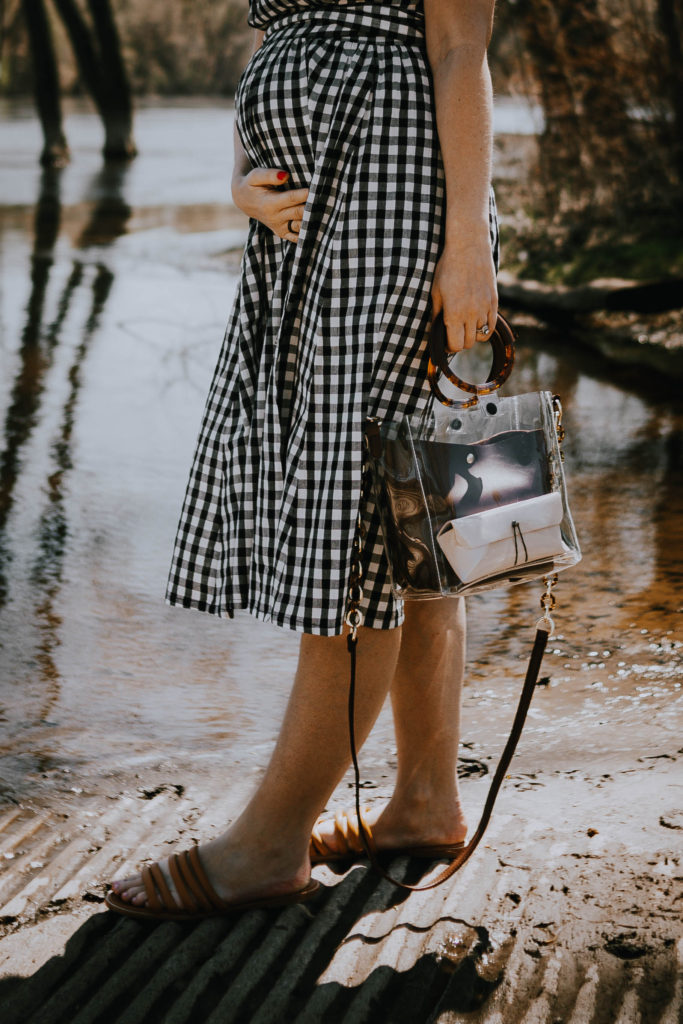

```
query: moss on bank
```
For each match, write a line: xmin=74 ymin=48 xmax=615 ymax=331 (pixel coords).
xmin=500 ymin=221 xmax=683 ymax=287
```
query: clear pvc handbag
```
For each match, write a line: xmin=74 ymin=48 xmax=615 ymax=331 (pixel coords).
xmin=363 ymin=315 xmax=581 ymax=600
xmin=343 ymin=313 xmax=582 ymax=892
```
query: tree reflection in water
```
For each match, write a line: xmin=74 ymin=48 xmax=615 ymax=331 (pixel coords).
xmin=0 ymin=161 xmax=130 ymax=713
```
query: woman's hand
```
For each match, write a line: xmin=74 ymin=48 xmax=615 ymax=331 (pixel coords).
xmin=431 ymin=230 xmax=498 ymax=353
xmin=231 ymin=168 xmax=309 ymax=243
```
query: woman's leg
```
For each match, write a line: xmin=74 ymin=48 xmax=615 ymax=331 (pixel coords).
xmin=113 ymin=622 xmax=402 ymax=905
xmin=313 ymin=595 xmax=467 ymax=852
xmin=378 ymin=595 xmax=467 ymax=844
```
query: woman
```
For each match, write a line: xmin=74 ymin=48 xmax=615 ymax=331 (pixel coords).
xmin=107 ymin=0 xmax=499 ymax=919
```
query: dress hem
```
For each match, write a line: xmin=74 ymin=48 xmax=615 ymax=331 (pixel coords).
xmin=164 ymin=595 xmax=404 ymax=637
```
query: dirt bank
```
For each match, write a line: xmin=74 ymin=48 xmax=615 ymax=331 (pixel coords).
xmin=493 ymin=133 xmax=683 ymax=382
xmin=0 ymin=608 xmax=681 ymax=1021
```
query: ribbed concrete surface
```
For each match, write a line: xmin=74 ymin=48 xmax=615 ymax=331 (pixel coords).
xmin=0 ymin=790 xmax=681 ymax=1024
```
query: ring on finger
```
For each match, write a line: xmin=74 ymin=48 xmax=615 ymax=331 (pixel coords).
xmin=287 ymin=219 xmax=295 ymax=234
xmin=476 ymin=323 xmax=490 ymax=337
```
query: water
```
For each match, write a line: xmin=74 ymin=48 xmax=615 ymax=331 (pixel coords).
xmin=0 ymin=101 xmax=681 ymax=802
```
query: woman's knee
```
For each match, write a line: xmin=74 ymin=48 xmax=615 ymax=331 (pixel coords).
xmin=403 ymin=595 xmax=465 ymax=632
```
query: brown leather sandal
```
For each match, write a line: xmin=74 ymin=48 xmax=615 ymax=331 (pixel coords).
xmin=105 ymin=846 xmax=319 ymax=922
xmin=309 ymin=807 xmax=466 ymax=866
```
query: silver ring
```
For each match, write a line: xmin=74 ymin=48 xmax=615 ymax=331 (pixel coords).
xmin=476 ymin=324 xmax=490 ymax=336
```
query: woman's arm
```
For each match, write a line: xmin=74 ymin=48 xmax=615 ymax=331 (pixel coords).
xmin=424 ymin=0 xmax=498 ymax=352
xmin=231 ymin=29 xmax=264 ymax=185
xmin=231 ymin=29 xmax=310 ymax=243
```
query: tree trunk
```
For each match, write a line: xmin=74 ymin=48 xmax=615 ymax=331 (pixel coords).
xmin=50 ymin=0 xmax=105 ymax=102
xmin=656 ymin=0 xmax=683 ymax=185
xmin=555 ymin=0 xmax=639 ymax=184
xmin=21 ymin=0 xmax=69 ymax=166
xmin=50 ymin=0 xmax=136 ymax=160
xmin=86 ymin=0 xmax=136 ymax=158
xmin=514 ymin=0 xmax=643 ymax=211
xmin=514 ymin=0 xmax=587 ymax=206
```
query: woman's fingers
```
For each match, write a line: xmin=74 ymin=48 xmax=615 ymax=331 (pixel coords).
xmin=246 ymin=166 xmax=290 ymax=188
xmin=430 ymin=240 xmax=498 ymax=354
xmin=276 ymin=187 xmax=310 ymax=207
xmin=243 ymin=166 xmax=309 ymax=208
xmin=439 ymin=294 xmax=498 ymax=353
xmin=453 ymin=314 xmax=490 ymax=351
xmin=440 ymin=311 xmax=497 ymax=353
xmin=463 ymin=310 xmax=496 ymax=350
xmin=446 ymin=320 xmax=466 ymax=353
xmin=259 ymin=178 xmax=308 ymax=241
xmin=283 ymin=217 xmax=302 ymax=242
xmin=238 ymin=169 xmax=309 ymax=241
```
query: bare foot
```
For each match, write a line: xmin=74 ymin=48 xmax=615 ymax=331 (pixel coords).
xmin=111 ymin=827 xmax=311 ymax=908
xmin=312 ymin=798 xmax=467 ymax=857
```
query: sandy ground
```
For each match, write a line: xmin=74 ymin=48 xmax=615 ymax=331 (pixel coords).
xmin=0 ymin=610 xmax=681 ymax=1020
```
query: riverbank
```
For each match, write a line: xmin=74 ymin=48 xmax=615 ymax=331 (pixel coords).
xmin=1 ymin=674 xmax=681 ymax=1021
xmin=491 ymin=132 xmax=683 ymax=380
xmin=492 ymin=133 xmax=683 ymax=381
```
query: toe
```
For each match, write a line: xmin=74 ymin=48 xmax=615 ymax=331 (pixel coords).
xmin=111 ymin=858 xmax=177 ymax=908
xmin=116 ymin=881 xmax=146 ymax=903
xmin=111 ymin=873 xmax=142 ymax=894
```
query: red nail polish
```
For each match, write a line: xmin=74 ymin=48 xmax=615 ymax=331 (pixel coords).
xmin=277 ymin=171 xmax=288 ymax=181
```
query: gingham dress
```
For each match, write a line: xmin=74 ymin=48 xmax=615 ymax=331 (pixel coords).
xmin=165 ymin=0 xmax=500 ymax=636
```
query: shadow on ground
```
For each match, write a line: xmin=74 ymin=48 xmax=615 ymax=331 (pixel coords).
xmin=0 ymin=863 xmax=504 ymax=1024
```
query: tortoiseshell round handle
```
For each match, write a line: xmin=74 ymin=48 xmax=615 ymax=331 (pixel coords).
xmin=427 ymin=311 xmax=515 ymax=408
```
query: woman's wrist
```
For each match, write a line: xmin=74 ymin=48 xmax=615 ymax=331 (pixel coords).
xmin=441 ymin=223 xmax=492 ymax=258
xmin=231 ymin=171 xmax=248 ymax=209
xmin=445 ymin=209 xmax=490 ymax=235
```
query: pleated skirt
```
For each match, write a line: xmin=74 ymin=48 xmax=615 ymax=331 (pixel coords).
xmin=165 ymin=3 xmax=500 ymax=635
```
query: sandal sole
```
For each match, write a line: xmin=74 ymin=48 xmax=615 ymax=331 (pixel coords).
xmin=311 ymin=842 xmax=466 ymax=867
xmin=105 ymin=879 xmax=319 ymax=922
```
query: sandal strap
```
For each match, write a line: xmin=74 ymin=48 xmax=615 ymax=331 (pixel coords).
xmin=168 ymin=852 xmax=200 ymax=912
xmin=141 ymin=865 xmax=160 ymax=912
xmin=180 ymin=849 xmax=217 ymax=911
xmin=131 ymin=849 xmax=239 ymax=915
xmin=144 ymin=862 xmax=177 ymax=912
xmin=310 ymin=807 xmax=375 ymax=858
xmin=187 ymin=846 xmax=226 ymax=908
xmin=172 ymin=849 xmax=228 ymax=912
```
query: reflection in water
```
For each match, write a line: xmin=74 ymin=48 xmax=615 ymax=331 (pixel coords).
xmin=0 ymin=106 xmax=680 ymax=799
xmin=30 ymin=264 xmax=115 ymax=698
xmin=0 ymin=167 xmax=66 ymax=604
xmin=77 ymin=162 xmax=132 ymax=248
xmin=0 ymin=161 xmax=129 ymax=725
xmin=623 ymin=420 xmax=683 ymax=627
xmin=465 ymin=338 xmax=683 ymax=677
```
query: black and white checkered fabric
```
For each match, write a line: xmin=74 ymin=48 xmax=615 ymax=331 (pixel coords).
xmin=165 ymin=0 xmax=500 ymax=636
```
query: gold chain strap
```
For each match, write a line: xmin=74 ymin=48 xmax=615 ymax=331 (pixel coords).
xmin=538 ymin=572 xmax=558 ymax=634
xmin=344 ymin=453 xmax=371 ymax=641
xmin=538 ymin=394 xmax=567 ymax=636
xmin=552 ymin=393 xmax=565 ymax=460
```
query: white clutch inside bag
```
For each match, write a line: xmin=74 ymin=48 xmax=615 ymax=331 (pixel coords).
xmin=436 ymin=491 xmax=566 ymax=585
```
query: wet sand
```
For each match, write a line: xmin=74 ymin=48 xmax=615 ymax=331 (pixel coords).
xmin=0 ymin=101 xmax=681 ymax=1019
